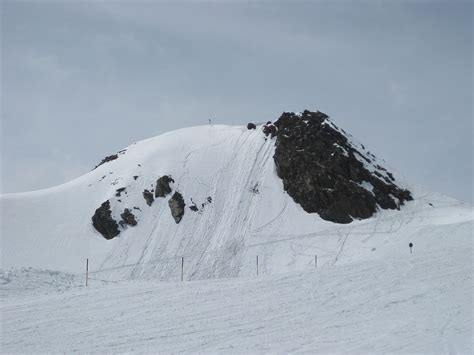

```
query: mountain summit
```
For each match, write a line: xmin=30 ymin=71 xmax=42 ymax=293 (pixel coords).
xmin=91 ymin=110 xmax=412 ymax=240
xmin=4 ymin=110 xmax=466 ymax=283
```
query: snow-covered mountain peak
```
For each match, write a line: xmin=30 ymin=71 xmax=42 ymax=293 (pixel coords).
xmin=2 ymin=110 xmax=470 ymax=283
xmin=89 ymin=110 xmax=412 ymax=241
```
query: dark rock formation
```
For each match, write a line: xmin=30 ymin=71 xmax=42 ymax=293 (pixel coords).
xmin=93 ymin=149 xmax=126 ymax=170
xmin=94 ymin=154 xmax=118 ymax=169
xmin=247 ymin=123 xmax=256 ymax=130
xmin=120 ymin=208 xmax=137 ymax=226
xmin=143 ymin=189 xmax=154 ymax=206
xmin=189 ymin=197 xmax=212 ymax=213
xmin=133 ymin=175 xmax=139 ymax=180
xmin=155 ymin=175 xmax=174 ymax=198
xmin=265 ymin=110 xmax=412 ymax=223
xmin=92 ymin=200 xmax=120 ymax=239
xmin=115 ymin=187 xmax=126 ymax=197
xmin=263 ymin=123 xmax=277 ymax=137
xmin=168 ymin=192 xmax=185 ymax=223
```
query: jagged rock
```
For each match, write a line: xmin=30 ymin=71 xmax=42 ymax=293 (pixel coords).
xmin=269 ymin=110 xmax=412 ymax=223
xmin=93 ymin=150 xmax=127 ymax=170
xmin=143 ymin=190 xmax=154 ymax=206
xmin=263 ymin=122 xmax=277 ymax=138
xmin=168 ymin=192 xmax=185 ymax=223
xmin=247 ymin=123 xmax=256 ymax=130
xmin=91 ymin=200 xmax=120 ymax=239
xmin=189 ymin=204 xmax=199 ymax=212
xmin=133 ymin=175 xmax=139 ymax=180
xmin=155 ymin=175 xmax=175 ymax=198
xmin=94 ymin=154 xmax=118 ymax=169
xmin=120 ymin=208 xmax=137 ymax=226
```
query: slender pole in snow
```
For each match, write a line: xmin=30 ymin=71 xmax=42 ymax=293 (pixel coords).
xmin=315 ymin=255 xmax=317 ymax=269
xmin=181 ymin=256 xmax=184 ymax=282
xmin=256 ymin=255 xmax=259 ymax=277
xmin=86 ymin=258 xmax=89 ymax=287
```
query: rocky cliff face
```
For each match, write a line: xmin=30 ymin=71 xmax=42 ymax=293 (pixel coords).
xmin=264 ymin=110 xmax=412 ymax=223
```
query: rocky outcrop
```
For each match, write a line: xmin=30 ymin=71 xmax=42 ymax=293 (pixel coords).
xmin=93 ymin=149 xmax=127 ymax=170
xmin=247 ymin=123 xmax=256 ymax=130
xmin=168 ymin=192 xmax=185 ymax=224
xmin=143 ymin=190 xmax=154 ymax=206
xmin=155 ymin=175 xmax=174 ymax=198
xmin=94 ymin=154 xmax=118 ymax=169
xmin=91 ymin=200 xmax=120 ymax=239
xmin=120 ymin=208 xmax=137 ymax=226
xmin=264 ymin=110 xmax=412 ymax=224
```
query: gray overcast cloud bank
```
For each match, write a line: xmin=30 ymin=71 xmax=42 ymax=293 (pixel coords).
xmin=1 ymin=0 xmax=472 ymax=202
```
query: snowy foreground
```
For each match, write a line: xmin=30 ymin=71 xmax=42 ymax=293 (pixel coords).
xmin=2 ymin=216 xmax=472 ymax=353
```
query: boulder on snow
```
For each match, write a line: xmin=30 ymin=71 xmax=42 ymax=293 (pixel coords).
xmin=155 ymin=175 xmax=175 ymax=198
xmin=143 ymin=190 xmax=154 ymax=206
xmin=91 ymin=200 xmax=120 ymax=239
xmin=247 ymin=123 xmax=256 ymax=130
xmin=120 ymin=208 xmax=137 ymax=226
xmin=168 ymin=192 xmax=185 ymax=224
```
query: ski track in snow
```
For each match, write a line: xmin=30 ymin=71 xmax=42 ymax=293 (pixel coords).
xmin=1 ymin=223 xmax=472 ymax=353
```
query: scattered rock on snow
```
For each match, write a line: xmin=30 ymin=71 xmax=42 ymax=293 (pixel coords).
xmin=115 ymin=187 xmax=126 ymax=197
xmin=120 ymin=208 xmax=137 ymax=226
xmin=93 ymin=154 xmax=118 ymax=170
xmin=143 ymin=190 xmax=154 ymax=206
xmin=91 ymin=200 xmax=120 ymax=240
xmin=247 ymin=123 xmax=257 ymax=130
xmin=93 ymin=149 xmax=127 ymax=170
xmin=155 ymin=175 xmax=174 ymax=198
xmin=168 ymin=192 xmax=185 ymax=223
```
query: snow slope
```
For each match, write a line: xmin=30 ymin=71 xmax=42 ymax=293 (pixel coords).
xmin=1 ymin=122 xmax=473 ymax=352
xmin=0 ymin=124 xmax=472 ymax=281
xmin=1 ymin=215 xmax=472 ymax=353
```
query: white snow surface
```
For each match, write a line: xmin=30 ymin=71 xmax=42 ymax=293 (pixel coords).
xmin=1 ymin=123 xmax=473 ymax=352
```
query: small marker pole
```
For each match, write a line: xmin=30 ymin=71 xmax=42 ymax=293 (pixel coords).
xmin=86 ymin=258 xmax=89 ymax=287
xmin=181 ymin=256 xmax=184 ymax=282
xmin=409 ymin=242 xmax=413 ymax=254
xmin=256 ymin=255 xmax=259 ymax=277
xmin=315 ymin=255 xmax=317 ymax=269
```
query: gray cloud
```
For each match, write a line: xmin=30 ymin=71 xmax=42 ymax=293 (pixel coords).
xmin=1 ymin=0 xmax=472 ymax=202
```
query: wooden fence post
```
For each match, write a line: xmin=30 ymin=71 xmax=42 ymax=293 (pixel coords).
xmin=256 ymin=255 xmax=259 ymax=277
xmin=86 ymin=258 xmax=89 ymax=287
xmin=181 ymin=256 xmax=184 ymax=282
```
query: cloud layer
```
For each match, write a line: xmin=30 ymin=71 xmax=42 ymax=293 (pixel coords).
xmin=1 ymin=0 xmax=472 ymax=202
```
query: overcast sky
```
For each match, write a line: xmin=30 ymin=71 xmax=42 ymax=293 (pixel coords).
xmin=1 ymin=0 xmax=472 ymax=202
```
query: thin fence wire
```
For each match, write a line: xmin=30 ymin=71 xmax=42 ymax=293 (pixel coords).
xmin=81 ymin=248 xmax=322 ymax=285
